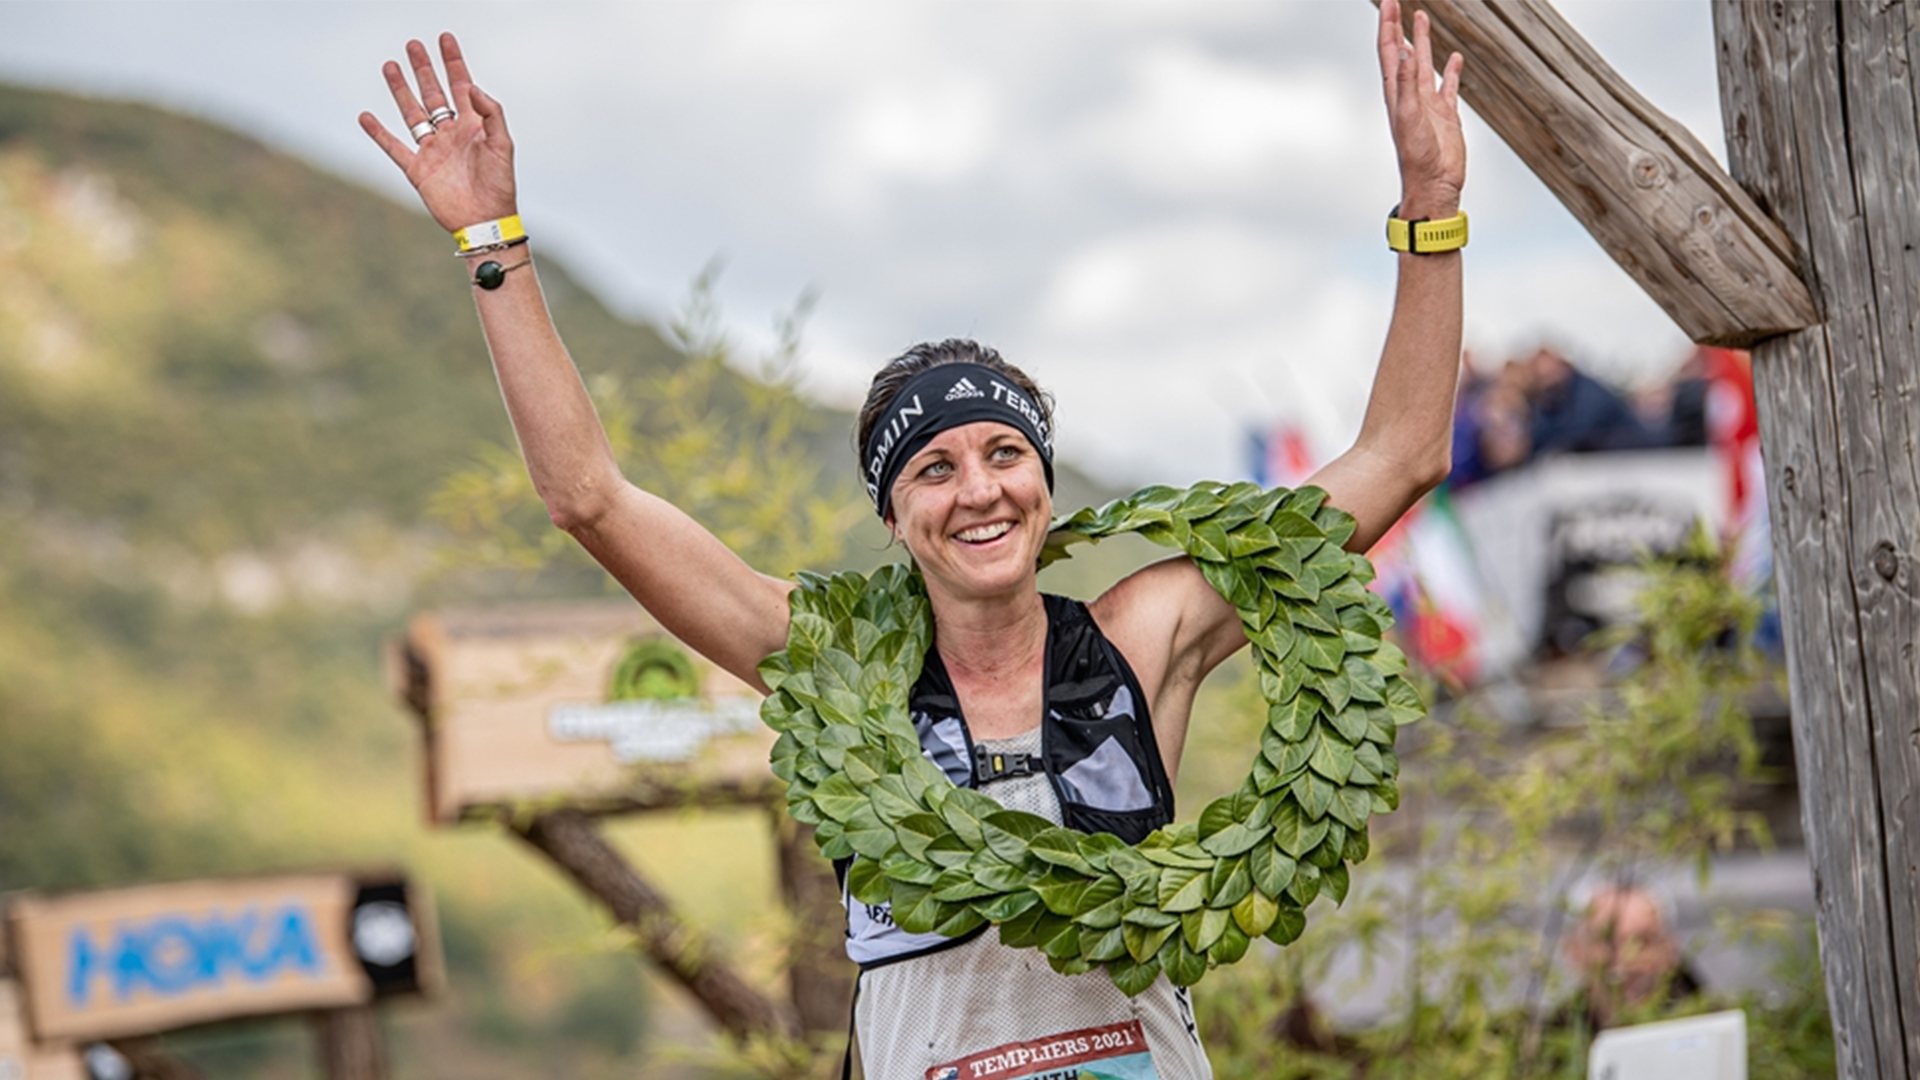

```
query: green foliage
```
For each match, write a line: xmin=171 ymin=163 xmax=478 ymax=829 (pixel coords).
xmin=764 ymin=481 xmax=1424 ymax=990
xmin=428 ymin=266 xmax=868 ymax=584
xmin=1193 ymin=530 xmax=1832 ymax=1077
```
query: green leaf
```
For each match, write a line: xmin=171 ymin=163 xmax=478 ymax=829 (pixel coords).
xmin=891 ymin=884 xmax=941 ymax=934
xmin=1233 ymin=888 xmax=1280 ymax=937
xmin=845 ymin=808 xmax=900 ymax=859
xmin=1188 ymin=522 xmax=1232 ymax=563
xmin=1073 ymin=874 xmax=1126 ymax=919
xmin=937 ymin=905 xmax=989 ymax=939
xmin=846 ymin=856 xmax=890 ymax=905
xmin=930 ymin=866 xmax=1000 ymax=902
xmin=1290 ymin=771 xmax=1335 ymax=821
xmin=1199 ymin=822 xmax=1271 ymax=859
xmin=1123 ymin=920 xmax=1179 ymax=964
xmin=1081 ymin=924 xmax=1130 ymax=963
xmin=1122 ymin=905 xmax=1179 ymax=929
xmin=1265 ymin=905 xmax=1307 ymax=945
xmin=892 ymin=813 xmax=948 ymax=861
xmin=1342 ymin=827 xmax=1371 ymax=863
xmin=1182 ymin=906 xmax=1231 ymax=953
xmin=1209 ymin=924 xmax=1252 ymax=965
xmin=1207 ymin=856 xmax=1253 ymax=910
xmin=1227 ymin=521 xmax=1280 ymax=557
xmin=1322 ymin=862 xmax=1351 ymax=906
xmin=880 ymin=852 xmax=943 ymax=886
xmin=1032 ymin=866 xmax=1093 ymax=916
xmin=1029 ymin=828 xmax=1097 ymax=875
xmin=1161 ymin=938 xmax=1209 ymax=987
xmin=810 ymin=774 xmax=867 ymax=823
xmin=1107 ymin=955 xmax=1163 ymax=997
xmin=1314 ymin=505 xmax=1357 ymax=548
xmin=937 ymin=787 xmax=999 ymax=847
xmin=1327 ymin=703 xmax=1370 ymax=745
xmin=841 ymin=745 xmax=886 ymax=786
xmin=1076 ymin=885 xmax=1131 ymax=930
xmin=1292 ymin=630 xmax=1345 ymax=673
xmin=1269 ymin=693 xmax=1320 ymax=742
xmin=973 ymin=890 xmax=1041 ymax=923
xmin=996 ymin=903 xmax=1057 ymax=948
xmin=1140 ymin=842 xmax=1214 ymax=871
xmin=1309 ymin=731 xmax=1357 ymax=784
xmin=1157 ymin=866 xmax=1210 ymax=912
xmin=1344 ymin=655 xmax=1387 ymax=705
xmin=1384 ymin=676 xmax=1426 ymax=726
xmin=971 ymin=857 xmax=1033 ymax=893
xmin=1196 ymin=798 xmax=1238 ymax=841
xmin=981 ymin=810 xmax=1051 ymax=864
xmin=1331 ymin=786 xmax=1372 ymax=832
xmin=1286 ymin=862 xmax=1322 ymax=906
xmin=1268 ymin=510 xmax=1323 ymax=539
xmin=867 ymin=776 xmax=921 ymax=823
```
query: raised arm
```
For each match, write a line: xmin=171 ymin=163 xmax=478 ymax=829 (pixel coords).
xmin=1307 ymin=0 xmax=1466 ymax=553
xmin=360 ymin=34 xmax=794 ymax=689
xmin=1093 ymin=0 xmax=1467 ymax=771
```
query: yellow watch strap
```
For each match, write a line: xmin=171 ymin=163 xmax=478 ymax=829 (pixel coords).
xmin=453 ymin=214 xmax=526 ymax=253
xmin=1386 ymin=209 xmax=1468 ymax=254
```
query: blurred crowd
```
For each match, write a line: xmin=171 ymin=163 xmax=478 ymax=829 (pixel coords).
xmin=1449 ymin=345 xmax=1758 ymax=491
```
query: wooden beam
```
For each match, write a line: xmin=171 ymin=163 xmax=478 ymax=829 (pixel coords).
xmin=1397 ymin=0 xmax=1818 ymax=347
xmin=1714 ymin=2 xmax=1920 ymax=1077
xmin=509 ymin=809 xmax=800 ymax=1044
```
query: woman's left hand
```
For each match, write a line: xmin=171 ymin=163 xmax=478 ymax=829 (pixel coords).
xmin=1378 ymin=0 xmax=1466 ymax=219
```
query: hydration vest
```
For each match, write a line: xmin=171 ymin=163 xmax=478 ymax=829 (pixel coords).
xmin=843 ymin=594 xmax=1178 ymax=969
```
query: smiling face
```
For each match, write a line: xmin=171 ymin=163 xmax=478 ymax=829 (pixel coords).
xmin=886 ymin=421 xmax=1052 ymax=605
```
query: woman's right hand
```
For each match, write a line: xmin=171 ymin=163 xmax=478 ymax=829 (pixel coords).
xmin=359 ymin=33 xmax=518 ymax=232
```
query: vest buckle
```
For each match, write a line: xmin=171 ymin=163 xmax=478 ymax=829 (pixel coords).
xmin=972 ymin=744 xmax=1039 ymax=784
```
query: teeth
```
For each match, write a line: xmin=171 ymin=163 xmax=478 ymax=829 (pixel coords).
xmin=956 ymin=522 xmax=1013 ymax=542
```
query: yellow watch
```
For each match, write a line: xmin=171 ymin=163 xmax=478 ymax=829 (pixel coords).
xmin=1386 ymin=206 xmax=1468 ymax=254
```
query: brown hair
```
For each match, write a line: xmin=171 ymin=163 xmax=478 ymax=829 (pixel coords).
xmin=854 ymin=339 xmax=1055 ymax=476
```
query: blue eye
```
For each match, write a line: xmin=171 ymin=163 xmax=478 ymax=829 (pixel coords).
xmin=922 ymin=460 xmax=953 ymax=477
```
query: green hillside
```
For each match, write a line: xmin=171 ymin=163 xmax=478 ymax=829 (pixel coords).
xmin=0 ymin=83 xmax=840 ymax=1078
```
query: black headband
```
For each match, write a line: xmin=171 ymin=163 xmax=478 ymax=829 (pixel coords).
xmin=861 ymin=362 xmax=1055 ymax=519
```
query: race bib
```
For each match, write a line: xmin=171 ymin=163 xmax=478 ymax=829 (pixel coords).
xmin=925 ymin=1019 xmax=1159 ymax=1080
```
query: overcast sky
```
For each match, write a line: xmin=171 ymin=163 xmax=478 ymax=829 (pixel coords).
xmin=1 ymin=1 xmax=1725 ymax=487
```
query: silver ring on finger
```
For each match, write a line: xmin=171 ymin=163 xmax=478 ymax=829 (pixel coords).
xmin=428 ymin=106 xmax=457 ymax=127
xmin=409 ymin=120 xmax=438 ymax=144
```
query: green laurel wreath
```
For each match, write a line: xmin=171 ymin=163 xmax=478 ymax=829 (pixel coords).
xmin=758 ymin=481 xmax=1424 ymax=995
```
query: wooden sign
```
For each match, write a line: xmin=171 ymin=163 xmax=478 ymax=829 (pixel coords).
xmin=389 ymin=602 xmax=777 ymax=824
xmin=0 ymin=979 xmax=83 ymax=1080
xmin=5 ymin=874 xmax=440 ymax=1044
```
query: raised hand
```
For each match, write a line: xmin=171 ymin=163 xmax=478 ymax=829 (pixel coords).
xmin=359 ymin=33 xmax=518 ymax=232
xmin=1378 ymin=0 xmax=1466 ymax=220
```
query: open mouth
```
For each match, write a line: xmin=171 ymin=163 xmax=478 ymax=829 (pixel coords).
xmin=953 ymin=520 xmax=1015 ymax=545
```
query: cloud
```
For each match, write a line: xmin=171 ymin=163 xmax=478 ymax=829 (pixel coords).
xmin=1080 ymin=46 xmax=1370 ymax=201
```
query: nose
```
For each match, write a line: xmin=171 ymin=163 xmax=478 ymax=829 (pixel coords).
xmin=954 ymin=458 xmax=1000 ymax=508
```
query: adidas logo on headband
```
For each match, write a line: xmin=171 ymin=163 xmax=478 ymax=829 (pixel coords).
xmin=861 ymin=361 xmax=1056 ymax=518
xmin=944 ymin=377 xmax=985 ymax=401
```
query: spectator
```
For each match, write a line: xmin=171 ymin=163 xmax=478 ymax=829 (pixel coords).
xmin=1562 ymin=883 xmax=1703 ymax=1029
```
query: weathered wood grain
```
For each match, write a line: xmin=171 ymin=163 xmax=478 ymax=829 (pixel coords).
xmin=1715 ymin=2 xmax=1920 ymax=1076
xmin=511 ymin=809 xmax=799 ymax=1044
xmin=1397 ymin=0 xmax=1818 ymax=345
xmin=313 ymin=1006 xmax=387 ymax=1080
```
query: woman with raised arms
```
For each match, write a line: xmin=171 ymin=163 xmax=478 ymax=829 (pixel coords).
xmin=362 ymin=2 xmax=1464 ymax=1074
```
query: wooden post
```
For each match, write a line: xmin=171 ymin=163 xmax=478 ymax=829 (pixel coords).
xmin=509 ymin=809 xmax=799 ymax=1044
xmin=1394 ymin=0 xmax=1818 ymax=346
xmin=773 ymin=816 xmax=856 ymax=1036
xmin=1712 ymin=4 xmax=1920 ymax=1076
xmin=313 ymin=1007 xmax=387 ymax=1080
